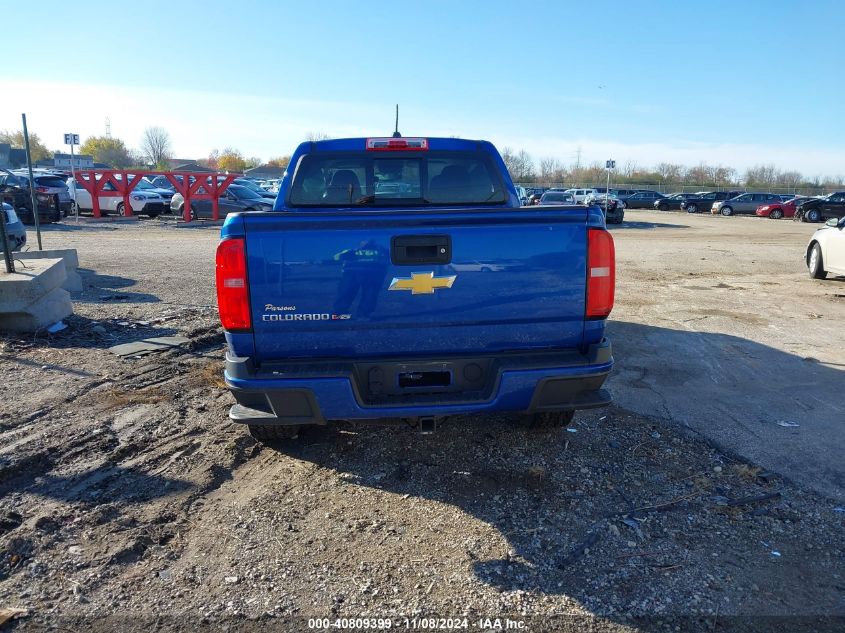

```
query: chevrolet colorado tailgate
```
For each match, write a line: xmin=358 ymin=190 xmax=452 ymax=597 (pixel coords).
xmin=241 ymin=206 xmax=589 ymax=361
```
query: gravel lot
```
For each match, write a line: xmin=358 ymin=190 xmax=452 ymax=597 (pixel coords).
xmin=1 ymin=211 xmax=843 ymax=632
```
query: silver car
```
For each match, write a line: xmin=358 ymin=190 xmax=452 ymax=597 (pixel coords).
xmin=1 ymin=202 xmax=26 ymax=252
xmin=712 ymin=192 xmax=780 ymax=216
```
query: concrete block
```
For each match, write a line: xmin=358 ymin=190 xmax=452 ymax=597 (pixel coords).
xmin=0 ymin=287 xmax=73 ymax=332
xmin=0 ymin=258 xmax=73 ymax=332
xmin=15 ymin=249 xmax=82 ymax=293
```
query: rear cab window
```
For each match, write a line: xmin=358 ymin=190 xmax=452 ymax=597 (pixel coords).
xmin=288 ymin=151 xmax=506 ymax=207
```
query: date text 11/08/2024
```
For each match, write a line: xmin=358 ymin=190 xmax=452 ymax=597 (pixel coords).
xmin=308 ymin=617 xmax=527 ymax=630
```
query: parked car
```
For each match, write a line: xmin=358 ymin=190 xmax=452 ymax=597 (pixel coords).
xmin=514 ymin=184 xmax=528 ymax=205
xmin=680 ymin=191 xmax=743 ymax=214
xmin=170 ymin=184 xmax=272 ymax=219
xmin=711 ymin=192 xmax=780 ymax=216
xmin=224 ymin=177 xmax=276 ymax=200
xmin=146 ymin=175 xmax=178 ymax=191
xmin=0 ymin=202 xmax=26 ymax=252
xmin=538 ymin=191 xmax=575 ymax=205
xmin=13 ymin=171 xmax=73 ymax=216
xmin=527 ymin=191 xmax=545 ymax=205
xmin=654 ymin=192 xmax=700 ymax=211
xmin=588 ymin=194 xmax=625 ymax=224
xmin=585 ymin=192 xmax=625 ymax=208
xmin=610 ymin=188 xmax=649 ymax=198
xmin=3 ymin=170 xmax=71 ymax=223
xmin=794 ymin=192 xmax=845 ymax=223
xmin=262 ymin=179 xmax=281 ymax=193
xmin=132 ymin=177 xmax=175 ymax=208
xmin=755 ymin=196 xmax=808 ymax=219
xmin=564 ymin=188 xmax=599 ymax=204
xmin=621 ymin=190 xmax=666 ymax=209
xmin=69 ymin=177 xmax=167 ymax=218
xmin=807 ymin=216 xmax=845 ymax=279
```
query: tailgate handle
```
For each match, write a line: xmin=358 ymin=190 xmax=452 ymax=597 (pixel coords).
xmin=391 ymin=234 xmax=451 ymax=265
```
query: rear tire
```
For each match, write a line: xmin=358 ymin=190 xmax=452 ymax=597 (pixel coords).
xmin=770 ymin=208 xmax=783 ymax=219
xmin=528 ymin=410 xmax=575 ymax=430
xmin=808 ymin=243 xmax=827 ymax=279
xmin=247 ymin=424 xmax=300 ymax=442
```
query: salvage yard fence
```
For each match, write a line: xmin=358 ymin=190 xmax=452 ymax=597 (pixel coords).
xmin=72 ymin=170 xmax=239 ymax=222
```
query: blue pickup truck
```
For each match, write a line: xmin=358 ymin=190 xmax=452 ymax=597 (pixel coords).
xmin=215 ymin=136 xmax=615 ymax=441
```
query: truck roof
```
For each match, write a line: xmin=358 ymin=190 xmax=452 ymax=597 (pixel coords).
xmin=300 ymin=137 xmax=496 ymax=153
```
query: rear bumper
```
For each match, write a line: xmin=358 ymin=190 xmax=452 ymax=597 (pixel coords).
xmin=224 ymin=339 xmax=613 ymax=425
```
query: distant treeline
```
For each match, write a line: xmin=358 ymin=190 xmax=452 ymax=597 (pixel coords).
xmin=501 ymin=148 xmax=844 ymax=194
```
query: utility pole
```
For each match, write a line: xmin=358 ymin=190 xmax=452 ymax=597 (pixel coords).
xmin=22 ymin=113 xmax=42 ymax=250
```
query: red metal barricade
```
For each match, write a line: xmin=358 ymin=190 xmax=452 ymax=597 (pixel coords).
xmin=72 ymin=170 xmax=239 ymax=222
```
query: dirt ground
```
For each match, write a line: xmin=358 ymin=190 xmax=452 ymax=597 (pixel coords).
xmin=0 ymin=211 xmax=843 ymax=632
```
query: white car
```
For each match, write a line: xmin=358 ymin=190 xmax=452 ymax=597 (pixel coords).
xmin=69 ymin=177 xmax=167 ymax=218
xmin=807 ymin=216 xmax=845 ymax=279
xmin=564 ymin=188 xmax=599 ymax=204
xmin=262 ymin=179 xmax=281 ymax=193
xmin=450 ymin=260 xmax=506 ymax=272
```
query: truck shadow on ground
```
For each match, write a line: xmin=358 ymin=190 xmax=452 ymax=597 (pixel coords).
xmin=0 ymin=314 xmax=179 ymax=350
xmin=261 ymin=322 xmax=845 ymax=620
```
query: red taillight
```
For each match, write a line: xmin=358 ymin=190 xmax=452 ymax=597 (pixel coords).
xmin=216 ymin=238 xmax=251 ymax=330
xmin=366 ymin=137 xmax=429 ymax=151
xmin=36 ymin=186 xmax=50 ymax=193
xmin=586 ymin=228 xmax=615 ymax=320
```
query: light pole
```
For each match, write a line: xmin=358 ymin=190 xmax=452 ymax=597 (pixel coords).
xmin=64 ymin=132 xmax=80 ymax=222
xmin=605 ymin=159 xmax=615 ymax=210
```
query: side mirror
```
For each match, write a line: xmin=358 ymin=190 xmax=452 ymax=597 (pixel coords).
xmin=825 ymin=218 xmax=838 ymax=227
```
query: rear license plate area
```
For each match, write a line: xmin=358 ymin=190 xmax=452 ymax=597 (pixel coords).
xmin=353 ymin=358 xmax=495 ymax=405
xmin=398 ymin=371 xmax=451 ymax=389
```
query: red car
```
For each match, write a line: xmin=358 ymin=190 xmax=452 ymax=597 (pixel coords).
xmin=756 ymin=196 xmax=806 ymax=219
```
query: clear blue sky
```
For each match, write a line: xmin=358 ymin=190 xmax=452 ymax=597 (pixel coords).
xmin=2 ymin=0 xmax=843 ymax=176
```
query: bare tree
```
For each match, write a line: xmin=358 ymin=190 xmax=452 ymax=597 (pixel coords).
xmin=141 ymin=127 xmax=172 ymax=167
xmin=501 ymin=147 xmax=518 ymax=180
xmin=621 ymin=160 xmax=639 ymax=178
xmin=539 ymin=157 xmax=562 ymax=182
xmin=654 ymin=162 xmax=685 ymax=183
xmin=500 ymin=148 xmax=535 ymax=182
xmin=305 ymin=132 xmax=330 ymax=141
xmin=515 ymin=150 xmax=536 ymax=181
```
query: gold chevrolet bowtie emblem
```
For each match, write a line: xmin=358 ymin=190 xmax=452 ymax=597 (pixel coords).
xmin=388 ymin=272 xmax=457 ymax=295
